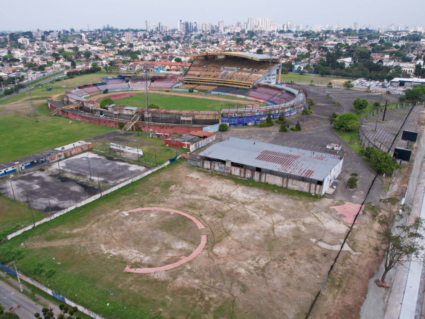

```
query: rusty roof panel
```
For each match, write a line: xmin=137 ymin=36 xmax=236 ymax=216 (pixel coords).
xmin=198 ymin=138 xmax=343 ymax=181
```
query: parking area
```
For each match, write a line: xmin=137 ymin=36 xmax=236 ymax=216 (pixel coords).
xmin=0 ymin=152 xmax=148 ymax=213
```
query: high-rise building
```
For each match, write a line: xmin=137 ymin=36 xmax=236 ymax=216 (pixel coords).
xmin=218 ymin=20 xmax=224 ymax=32
xmin=124 ymin=32 xmax=133 ymax=44
xmin=145 ymin=21 xmax=149 ymax=32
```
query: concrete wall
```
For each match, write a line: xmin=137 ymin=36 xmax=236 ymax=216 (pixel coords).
xmin=201 ymin=160 xmax=322 ymax=195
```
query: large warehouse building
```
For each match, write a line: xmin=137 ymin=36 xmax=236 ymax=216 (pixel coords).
xmin=191 ymin=138 xmax=343 ymax=196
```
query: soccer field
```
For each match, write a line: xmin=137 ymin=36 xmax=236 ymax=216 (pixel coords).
xmin=0 ymin=103 xmax=114 ymax=164
xmin=113 ymin=93 xmax=244 ymax=111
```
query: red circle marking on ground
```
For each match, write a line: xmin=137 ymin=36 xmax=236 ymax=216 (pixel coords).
xmin=122 ymin=207 xmax=207 ymax=274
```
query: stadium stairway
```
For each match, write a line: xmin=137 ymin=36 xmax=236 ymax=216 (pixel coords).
xmin=49 ymin=104 xmax=80 ymax=116
xmin=123 ymin=113 xmax=141 ymax=132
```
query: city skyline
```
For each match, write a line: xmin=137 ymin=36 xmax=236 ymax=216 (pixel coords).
xmin=1 ymin=0 xmax=424 ymax=31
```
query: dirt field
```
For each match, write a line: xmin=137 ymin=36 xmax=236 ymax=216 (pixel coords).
xmin=8 ymin=162 xmax=381 ymax=319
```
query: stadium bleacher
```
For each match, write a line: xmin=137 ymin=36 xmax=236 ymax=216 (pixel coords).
xmin=107 ymin=79 xmax=124 ymax=85
xmin=185 ymin=56 xmax=278 ymax=89
xmin=103 ymin=83 xmax=130 ymax=91
xmin=129 ymin=79 xmax=149 ymax=90
xmin=70 ymin=88 xmax=89 ymax=97
xmin=150 ymin=78 xmax=176 ymax=90
xmin=81 ymin=85 xmax=101 ymax=95
xmin=211 ymin=87 xmax=249 ymax=96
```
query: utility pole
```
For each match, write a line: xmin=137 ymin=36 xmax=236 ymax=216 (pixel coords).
xmin=12 ymin=261 xmax=23 ymax=293
xmin=382 ymin=101 xmax=388 ymax=121
xmin=9 ymin=180 xmax=16 ymax=201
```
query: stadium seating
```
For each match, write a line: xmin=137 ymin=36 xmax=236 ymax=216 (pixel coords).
xmin=70 ymin=89 xmax=89 ymax=97
xmin=81 ymin=85 xmax=101 ymax=95
xmin=129 ymin=79 xmax=149 ymax=90
xmin=106 ymin=79 xmax=124 ymax=85
xmin=108 ymin=93 xmax=135 ymax=100
xmin=104 ymin=83 xmax=130 ymax=91
xmin=150 ymin=78 xmax=176 ymax=89
xmin=185 ymin=57 xmax=278 ymax=89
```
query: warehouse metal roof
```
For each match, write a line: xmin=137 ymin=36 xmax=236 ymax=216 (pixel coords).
xmin=199 ymin=138 xmax=343 ymax=181
xmin=188 ymin=52 xmax=279 ymax=61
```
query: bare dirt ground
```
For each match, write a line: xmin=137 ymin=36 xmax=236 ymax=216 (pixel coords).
xmin=23 ymin=163 xmax=381 ymax=319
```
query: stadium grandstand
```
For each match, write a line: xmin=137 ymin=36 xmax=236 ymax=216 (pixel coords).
xmin=149 ymin=77 xmax=177 ymax=90
xmin=184 ymin=52 xmax=279 ymax=89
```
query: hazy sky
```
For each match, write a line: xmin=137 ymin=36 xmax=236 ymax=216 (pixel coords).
xmin=2 ymin=0 xmax=424 ymax=31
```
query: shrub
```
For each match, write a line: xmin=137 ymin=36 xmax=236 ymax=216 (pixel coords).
xmin=279 ymin=125 xmax=288 ymax=132
xmin=302 ymin=109 xmax=312 ymax=115
xmin=373 ymin=102 xmax=380 ymax=107
xmin=73 ymin=307 xmax=78 ymax=313
xmin=34 ymin=313 xmax=40 ymax=318
xmin=68 ymin=310 xmax=74 ymax=316
xmin=399 ymin=95 xmax=406 ymax=102
xmin=386 ymin=91 xmax=392 ymax=95
xmin=335 ymin=101 xmax=341 ymax=106
xmin=259 ymin=121 xmax=273 ymax=127
xmin=290 ymin=127 xmax=300 ymax=131
xmin=118 ymin=122 xmax=125 ymax=130
xmin=347 ymin=177 xmax=358 ymax=189
xmin=333 ymin=112 xmax=359 ymax=132
xmin=59 ymin=305 xmax=65 ymax=311
xmin=148 ymin=103 xmax=160 ymax=109
xmin=327 ymin=82 xmax=333 ymax=88
xmin=103 ymin=89 xmax=108 ymax=94
xmin=62 ymin=305 xmax=68 ymax=313
xmin=57 ymin=314 xmax=65 ymax=319
xmin=343 ymin=81 xmax=354 ymax=89
xmin=325 ymin=94 xmax=331 ymax=98
xmin=188 ymin=88 xmax=194 ymax=93
xmin=218 ymin=123 xmax=228 ymax=132
xmin=307 ymin=99 xmax=315 ymax=106
xmin=42 ymin=308 xmax=49 ymax=315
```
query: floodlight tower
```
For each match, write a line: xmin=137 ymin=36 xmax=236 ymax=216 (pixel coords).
xmin=143 ymin=63 xmax=150 ymax=135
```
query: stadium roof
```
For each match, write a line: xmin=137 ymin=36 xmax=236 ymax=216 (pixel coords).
xmin=189 ymin=52 xmax=279 ymax=61
xmin=199 ymin=138 xmax=343 ymax=181
xmin=390 ymin=78 xmax=425 ymax=83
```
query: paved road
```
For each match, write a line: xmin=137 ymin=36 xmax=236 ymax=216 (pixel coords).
xmin=360 ymin=110 xmax=425 ymax=319
xmin=0 ymin=279 xmax=43 ymax=318
xmin=0 ymin=71 xmax=65 ymax=103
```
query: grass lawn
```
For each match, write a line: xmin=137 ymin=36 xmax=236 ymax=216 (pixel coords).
xmin=0 ymin=103 xmax=115 ymax=163
xmin=0 ymin=72 xmax=115 ymax=105
xmin=0 ymin=161 xmax=184 ymax=319
xmin=92 ymin=133 xmax=189 ymax=166
xmin=111 ymin=93 xmax=243 ymax=111
xmin=0 ymin=196 xmax=45 ymax=241
xmin=280 ymin=73 xmax=352 ymax=86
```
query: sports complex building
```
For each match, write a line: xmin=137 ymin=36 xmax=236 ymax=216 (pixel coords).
xmin=48 ymin=52 xmax=307 ymax=133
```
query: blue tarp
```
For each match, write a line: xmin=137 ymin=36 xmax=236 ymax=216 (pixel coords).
xmin=169 ymin=156 xmax=178 ymax=163
xmin=0 ymin=263 xmax=17 ymax=277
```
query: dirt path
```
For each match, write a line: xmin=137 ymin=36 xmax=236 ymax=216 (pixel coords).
xmin=90 ymin=90 xmax=260 ymax=107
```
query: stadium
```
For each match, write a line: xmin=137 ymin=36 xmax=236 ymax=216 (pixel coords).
xmin=48 ymin=52 xmax=307 ymax=132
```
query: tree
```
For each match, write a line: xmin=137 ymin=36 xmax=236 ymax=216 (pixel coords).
xmin=343 ymin=81 xmax=354 ymax=89
xmin=266 ymin=113 xmax=273 ymax=124
xmin=414 ymin=64 xmax=423 ymax=77
xmin=295 ymin=121 xmax=302 ymax=131
xmin=83 ymin=51 xmax=92 ymax=60
xmin=219 ymin=123 xmax=228 ymax=132
xmin=333 ymin=112 xmax=359 ymax=132
xmin=352 ymin=98 xmax=369 ymax=112
xmin=329 ymin=112 xmax=338 ymax=124
xmin=0 ymin=304 xmax=3 ymax=314
xmin=135 ymin=125 xmax=142 ymax=135
xmin=70 ymin=60 xmax=76 ymax=68
xmin=256 ymin=48 xmax=263 ymax=54
xmin=174 ymin=57 xmax=182 ymax=62
xmin=118 ymin=122 xmax=125 ymax=130
xmin=373 ymin=204 xmax=424 ymax=285
xmin=103 ymin=89 xmax=108 ymax=94
xmin=99 ymin=97 xmax=113 ymax=109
